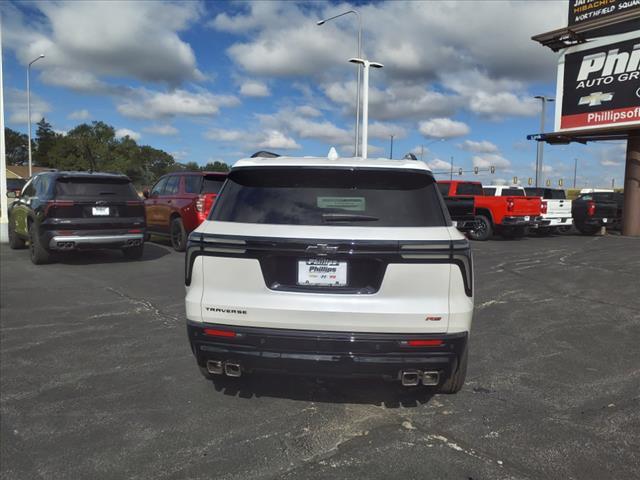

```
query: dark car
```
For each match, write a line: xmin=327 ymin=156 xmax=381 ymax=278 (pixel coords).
xmin=7 ymin=178 xmax=26 ymax=196
xmin=7 ymin=171 xmax=146 ymax=264
xmin=143 ymin=171 xmax=226 ymax=251
xmin=572 ymin=191 xmax=624 ymax=235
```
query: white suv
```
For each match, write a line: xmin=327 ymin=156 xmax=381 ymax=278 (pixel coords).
xmin=185 ymin=154 xmax=474 ymax=392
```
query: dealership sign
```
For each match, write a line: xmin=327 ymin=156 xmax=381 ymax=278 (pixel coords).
xmin=555 ymin=31 xmax=640 ymax=131
xmin=568 ymin=0 xmax=640 ymax=26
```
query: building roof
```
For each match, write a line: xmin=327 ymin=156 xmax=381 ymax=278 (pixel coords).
xmin=233 ymin=156 xmax=432 ymax=172
xmin=6 ymin=165 xmax=51 ymax=179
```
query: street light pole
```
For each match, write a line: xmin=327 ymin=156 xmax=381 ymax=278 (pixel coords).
xmin=349 ymin=58 xmax=382 ymax=159
xmin=27 ymin=54 xmax=45 ymax=177
xmin=534 ymin=95 xmax=554 ymax=187
xmin=573 ymin=158 xmax=578 ymax=189
xmin=389 ymin=135 xmax=394 ymax=159
xmin=318 ymin=10 xmax=361 ymax=157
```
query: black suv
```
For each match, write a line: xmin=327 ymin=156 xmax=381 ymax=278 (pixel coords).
xmin=7 ymin=171 xmax=146 ymax=264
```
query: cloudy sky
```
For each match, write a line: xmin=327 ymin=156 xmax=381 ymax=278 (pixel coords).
xmin=2 ymin=0 xmax=629 ymax=187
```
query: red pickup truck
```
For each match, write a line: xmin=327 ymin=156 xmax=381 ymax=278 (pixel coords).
xmin=438 ymin=181 xmax=543 ymax=240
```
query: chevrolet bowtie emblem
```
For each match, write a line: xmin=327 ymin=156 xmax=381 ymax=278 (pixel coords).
xmin=578 ymin=91 xmax=614 ymax=107
xmin=306 ymin=244 xmax=339 ymax=256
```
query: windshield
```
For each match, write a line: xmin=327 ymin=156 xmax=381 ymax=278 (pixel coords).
xmin=201 ymin=176 xmax=225 ymax=194
xmin=211 ymin=167 xmax=447 ymax=227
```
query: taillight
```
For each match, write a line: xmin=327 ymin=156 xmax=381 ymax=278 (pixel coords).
xmin=402 ymin=339 xmax=444 ymax=347
xmin=203 ymin=328 xmax=237 ymax=338
xmin=196 ymin=194 xmax=217 ymax=223
xmin=128 ymin=229 xmax=143 ymax=234
xmin=587 ymin=201 xmax=596 ymax=217
xmin=541 ymin=201 xmax=548 ymax=214
xmin=196 ymin=194 xmax=205 ymax=213
xmin=44 ymin=200 xmax=74 ymax=216
xmin=507 ymin=199 xmax=515 ymax=211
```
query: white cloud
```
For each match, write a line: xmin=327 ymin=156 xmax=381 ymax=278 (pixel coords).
xmin=600 ymin=159 xmax=623 ymax=167
xmin=212 ymin=2 xmax=563 ymax=81
xmin=143 ymin=124 xmax=179 ymax=136
xmin=419 ymin=118 xmax=470 ymax=139
xmin=324 ymin=81 xmax=458 ymax=121
xmin=459 ymin=140 xmax=499 ymax=154
xmin=117 ymin=88 xmax=240 ymax=119
xmin=115 ymin=128 xmax=141 ymax=141
xmin=257 ymin=109 xmax=352 ymax=146
xmin=68 ymin=109 xmax=91 ymax=121
xmin=4 ymin=1 xmax=204 ymax=91
xmin=295 ymin=105 xmax=322 ymax=117
xmin=257 ymin=130 xmax=300 ymax=150
xmin=204 ymin=128 xmax=245 ymax=142
xmin=368 ymin=122 xmax=407 ymax=140
xmin=239 ymin=80 xmax=270 ymax=97
xmin=428 ymin=158 xmax=453 ymax=171
xmin=472 ymin=154 xmax=511 ymax=170
xmin=6 ymin=88 xmax=51 ymax=124
xmin=171 ymin=149 xmax=189 ymax=161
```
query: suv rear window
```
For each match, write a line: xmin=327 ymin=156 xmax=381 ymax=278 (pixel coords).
xmin=202 ymin=176 xmax=225 ymax=194
xmin=212 ymin=167 xmax=446 ymax=227
xmin=55 ymin=177 xmax=138 ymax=198
xmin=456 ymin=183 xmax=483 ymax=195
xmin=500 ymin=188 xmax=525 ymax=196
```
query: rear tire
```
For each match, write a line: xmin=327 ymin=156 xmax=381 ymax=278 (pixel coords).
xmin=8 ymin=218 xmax=26 ymax=249
xmin=575 ymin=223 xmax=599 ymax=235
xmin=439 ymin=341 xmax=468 ymax=394
xmin=122 ymin=244 xmax=144 ymax=260
xmin=468 ymin=215 xmax=492 ymax=241
xmin=28 ymin=223 xmax=52 ymax=265
xmin=170 ymin=217 xmax=187 ymax=252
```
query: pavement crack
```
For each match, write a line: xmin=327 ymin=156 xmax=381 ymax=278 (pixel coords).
xmin=105 ymin=287 xmax=180 ymax=326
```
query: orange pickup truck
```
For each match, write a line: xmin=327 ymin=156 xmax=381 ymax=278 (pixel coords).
xmin=438 ymin=181 xmax=543 ymax=240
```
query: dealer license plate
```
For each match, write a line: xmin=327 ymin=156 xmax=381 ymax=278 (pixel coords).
xmin=524 ymin=216 xmax=530 ymax=221
xmin=92 ymin=206 xmax=110 ymax=216
xmin=297 ymin=259 xmax=347 ymax=286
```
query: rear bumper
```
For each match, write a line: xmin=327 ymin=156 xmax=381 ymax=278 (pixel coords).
xmin=501 ymin=215 xmax=543 ymax=227
xmin=452 ymin=217 xmax=478 ymax=232
xmin=539 ymin=217 xmax=573 ymax=227
xmin=47 ymin=232 xmax=144 ymax=250
xmin=187 ymin=321 xmax=467 ymax=380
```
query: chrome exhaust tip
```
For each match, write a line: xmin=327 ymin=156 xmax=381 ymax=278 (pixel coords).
xmin=421 ymin=371 xmax=440 ymax=386
xmin=224 ymin=362 xmax=242 ymax=377
xmin=206 ymin=360 xmax=223 ymax=375
xmin=401 ymin=370 xmax=421 ymax=387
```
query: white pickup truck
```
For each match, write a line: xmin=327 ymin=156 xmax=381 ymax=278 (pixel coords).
xmin=524 ymin=188 xmax=573 ymax=233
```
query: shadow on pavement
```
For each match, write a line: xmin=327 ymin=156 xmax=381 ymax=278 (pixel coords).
xmin=204 ymin=373 xmax=436 ymax=408
xmin=54 ymin=242 xmax=172 ymax=265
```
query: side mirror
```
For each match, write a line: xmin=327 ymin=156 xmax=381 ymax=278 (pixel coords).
xmin=142 ymin=189 xmax=150 ymax=199
xmin=6 ymin=191 xmax=18 ymax=199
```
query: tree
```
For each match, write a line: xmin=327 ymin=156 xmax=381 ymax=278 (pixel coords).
xmin=34 ymin=118 xmax=58 ymax=167
xmin=183 ymin=161 xmax=201 ymax=172
xmin=201 ymin=161 xmax=229 ymax=172
xmin=4 ymin=128 xmax=30 ymax=165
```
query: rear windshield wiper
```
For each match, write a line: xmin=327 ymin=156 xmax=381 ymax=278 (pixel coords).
xmin=322 ymin=213 xmax=379 ymax=222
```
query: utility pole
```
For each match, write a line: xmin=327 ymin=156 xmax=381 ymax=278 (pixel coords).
xmin=389 ymin=135 xmax=394 ymax=159
xmin=573 ymin=158 xmax=578 ymax=189
xmin=27 ymin=54 xmax=45 ymax=177
xmin=420 ymin=145 xmax=424 ymax=161
xmin=449 ymin=156 xmax=454 ymax=181
xmin=534 ymin=95 xmax=554 ymax=187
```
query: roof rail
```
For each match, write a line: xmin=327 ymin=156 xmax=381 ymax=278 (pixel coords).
xmin=250 ymin=151 xmax=280 ymax=158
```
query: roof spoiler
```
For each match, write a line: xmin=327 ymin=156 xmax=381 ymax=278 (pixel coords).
xmin=250 ymin=151 xmax=280 ymax=158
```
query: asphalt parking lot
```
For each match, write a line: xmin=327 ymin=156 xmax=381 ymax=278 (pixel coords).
xmin=1 ymin=234 xmax=639 ymax=480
